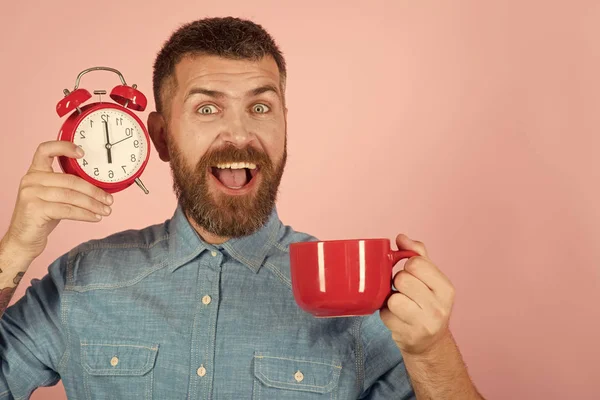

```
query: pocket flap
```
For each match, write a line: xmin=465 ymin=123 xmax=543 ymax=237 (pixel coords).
xmin=253 ymin=352 xmax=342 ymax=393
xmin=81 ymin=340 xmax=159 ymax=376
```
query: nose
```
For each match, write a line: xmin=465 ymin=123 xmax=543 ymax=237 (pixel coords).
xmin=220 ymin=110 xmax=254 ymax=148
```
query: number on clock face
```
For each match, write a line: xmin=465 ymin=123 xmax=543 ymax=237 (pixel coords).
xmin=74 ymin=109 xmax=147 ymax=183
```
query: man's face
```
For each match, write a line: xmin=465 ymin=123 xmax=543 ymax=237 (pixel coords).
xmin=163 ymin=55 xmax=287 ymax=238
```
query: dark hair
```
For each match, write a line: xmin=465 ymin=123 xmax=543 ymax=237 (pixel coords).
xmin=152 ymin=17 xmax=287 ymax=116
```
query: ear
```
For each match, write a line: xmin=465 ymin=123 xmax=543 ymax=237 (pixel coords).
xmin=147 ymin=111 xmax=170 ymax=162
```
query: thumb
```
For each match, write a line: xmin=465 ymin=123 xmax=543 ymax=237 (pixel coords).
xmin=395 ymin=234 xmax=429 ymax=258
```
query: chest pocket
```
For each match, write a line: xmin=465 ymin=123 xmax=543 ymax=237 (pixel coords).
xmin=253 ymin=352 xmax=342 ymax=399
xmin=81 ymin=340 xmax=159 ymax=400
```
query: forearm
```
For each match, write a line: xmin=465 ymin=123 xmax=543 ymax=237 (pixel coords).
xmin=0 ymin=236 xmax=33 ymax=316
xmin=402 ymin=331 xmax=484 ymax=400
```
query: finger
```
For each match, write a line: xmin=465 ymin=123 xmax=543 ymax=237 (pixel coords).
xmin=29 ymin=141 xmax=84 ymax=173
xmin=23 ymin=171 xmax=113 ymax=206
xmin=404 ymin=256 xmax=455 ymax=305
xmin=380 ymin=305 xmax=411 ymax=331
xmin=396 ymin=234 xmax=429 ymax=258
xmin=36 ymin=187 xmax=111 ymax=217
xmin=385 ymin=292 xmax=423 ymax=326
xmin=394 ymin=270 xmax=437 ymax=310
xmin=43 ymin=202 xmax=103 ymax=222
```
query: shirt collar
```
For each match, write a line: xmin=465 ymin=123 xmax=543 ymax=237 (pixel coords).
xmin=167 ymin=204 xmax=283 ymax=274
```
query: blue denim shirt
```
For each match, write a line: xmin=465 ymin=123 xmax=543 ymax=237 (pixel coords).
xmin=0 ymin=205 xmax=415 ymax=399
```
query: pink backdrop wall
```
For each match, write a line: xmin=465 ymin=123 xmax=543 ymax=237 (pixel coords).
xmin=1 ymin=1 xmax=598 ymax=398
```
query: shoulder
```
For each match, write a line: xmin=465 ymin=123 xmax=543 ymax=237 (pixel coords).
xmin=271 ymin=223 xmax=318 ymax=254
xmin=261 ymin=221 xmax=318 ymax=287
xmin=62 ymin=219 xmax=171 ymax=291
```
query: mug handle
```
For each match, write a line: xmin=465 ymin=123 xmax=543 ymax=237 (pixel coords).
xmin=387 ymin=250 xmax=420 ymax=299
xmin=389 ymin=250 xmax=420 ymax=265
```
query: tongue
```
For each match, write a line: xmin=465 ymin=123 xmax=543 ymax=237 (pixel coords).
xmin=213 ymin=168 xmax=248 ymax=188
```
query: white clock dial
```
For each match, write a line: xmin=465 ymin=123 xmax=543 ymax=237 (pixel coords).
xmin=74 ymin=109 xmax=148 ymax=183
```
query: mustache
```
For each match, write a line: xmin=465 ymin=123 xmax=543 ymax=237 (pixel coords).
xmin=197 ymin=145 xmax=272 ymax=168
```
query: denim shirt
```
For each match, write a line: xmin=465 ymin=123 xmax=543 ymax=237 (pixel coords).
xmin=0 ymin=205 xmax=415 ymax=399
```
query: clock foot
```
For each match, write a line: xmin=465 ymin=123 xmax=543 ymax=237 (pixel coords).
xmin=135 ymin=178 xmax=149 ymax=194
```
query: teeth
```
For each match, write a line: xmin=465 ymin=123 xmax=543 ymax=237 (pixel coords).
xmin=215 ymin=162 xmax=257 ymax=170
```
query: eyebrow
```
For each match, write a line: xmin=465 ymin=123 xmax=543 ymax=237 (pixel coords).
xmin=249 ymin=84 xmax=280 ymax=98
xmin=184 ymin=84 xmax=280 ymax=102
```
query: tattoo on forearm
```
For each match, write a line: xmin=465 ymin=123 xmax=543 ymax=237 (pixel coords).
xmin=0 ymin=287 xmax=16 ymax=312
xmin=0 ymin=272 xmax=25 ymax=313
xmin=13 ymin=272 xmax=23 ymax=285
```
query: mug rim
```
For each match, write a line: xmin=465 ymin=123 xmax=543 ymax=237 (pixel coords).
xmin=289 ymin=238 xmax=391 ymax=248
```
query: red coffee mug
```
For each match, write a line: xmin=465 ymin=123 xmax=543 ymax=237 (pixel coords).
xmin=289 ymin=239 xmax=419 ymax=317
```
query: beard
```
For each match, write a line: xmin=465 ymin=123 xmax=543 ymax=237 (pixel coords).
xmin=168 ymin=138 xmax=286 ymax=238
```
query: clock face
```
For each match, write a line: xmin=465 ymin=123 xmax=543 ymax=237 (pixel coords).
xmin=73 ymin=108 xmax=148 ymax=183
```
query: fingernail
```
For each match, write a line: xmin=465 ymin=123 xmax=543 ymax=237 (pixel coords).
xmin=105 ymin=194 xmax=113 ymax=205
xmin=103 ymin=206 xmax=111 ymax=215
xmin=76 ymin=147 xmax=85 ymax=157
xmin=95 ymin=214 xmax=102 ymax=220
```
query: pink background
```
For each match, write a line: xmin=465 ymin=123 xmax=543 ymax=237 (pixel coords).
xmin=1 ymin=0 xmax=599 ymax=398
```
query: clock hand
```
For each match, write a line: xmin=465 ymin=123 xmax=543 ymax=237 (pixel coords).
xmin=103 ymin=120 xmax=112 ymax=164
xmin=111 ymin=135 xmax=133 ymax=146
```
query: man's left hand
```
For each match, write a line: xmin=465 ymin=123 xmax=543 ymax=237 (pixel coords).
xmin=380 ymin=234 xmax=456 ymax=356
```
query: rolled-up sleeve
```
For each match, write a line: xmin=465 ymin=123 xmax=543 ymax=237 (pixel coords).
xmin=0 ymin=254 xmax=68 ymax=399
xmin=359 ymin=311 xmax=416 ymax=400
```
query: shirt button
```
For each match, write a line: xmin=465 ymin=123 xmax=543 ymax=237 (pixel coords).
xmin=294 ymin=370 xmax=304 ymax=382
xmin=110 ymin=357 xmax=119 ymax=367
xmin=211 ymin=251 xmax=217 ymax=257
xmin=202 ymin=295 xmax=212 ymax=305
xmin=197 ymin=365 xmax=207 ymax=377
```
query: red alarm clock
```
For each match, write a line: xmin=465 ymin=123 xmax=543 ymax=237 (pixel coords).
xmin=56 ymin=66 xmax=150 ymax=194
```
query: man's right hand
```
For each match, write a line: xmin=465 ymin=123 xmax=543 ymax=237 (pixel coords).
xmin=2 ymin=141 xmax=114 ymax=262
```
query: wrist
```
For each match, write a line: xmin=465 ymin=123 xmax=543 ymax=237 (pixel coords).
xmin=400 ymin=328 xmax=455 ymax=362
xmin=0 ymin=234 xmax=35 ymax=266
xmin=401 ymin=330 xmax=482 ymax=399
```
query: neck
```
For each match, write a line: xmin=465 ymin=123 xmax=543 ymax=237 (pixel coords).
xmin=184 ymin=212 xmax=230 ymax=245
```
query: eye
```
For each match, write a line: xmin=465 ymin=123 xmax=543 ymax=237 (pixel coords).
xmin=252 ymin=103 xmax=270 ymax=114
xmin=197 ymin=104 xmax=219 ymax=115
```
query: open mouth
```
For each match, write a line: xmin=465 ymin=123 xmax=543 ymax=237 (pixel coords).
xmin=210 ymin=162 xmax=260 ymax=192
